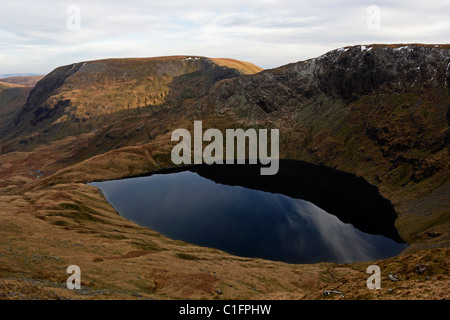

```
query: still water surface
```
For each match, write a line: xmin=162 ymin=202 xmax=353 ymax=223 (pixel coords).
xmin=89 ymin=169 xmax=407 ymax=264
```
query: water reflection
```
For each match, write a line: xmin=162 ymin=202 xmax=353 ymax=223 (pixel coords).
xmin=89 ymin=171 xmax=407 ymax=263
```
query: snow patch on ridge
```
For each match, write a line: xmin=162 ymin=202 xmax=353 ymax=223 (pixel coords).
xmin=182 ymin=57 xmax=201 ymax=61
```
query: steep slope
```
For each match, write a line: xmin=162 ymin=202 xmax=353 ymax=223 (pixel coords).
xmin=2 ymin=56 xmax=261 ymax=143
xmin=0 ymin=82 xmax=33 ymax=136
xmin=194 ymin=43 xmax=450 ymax=245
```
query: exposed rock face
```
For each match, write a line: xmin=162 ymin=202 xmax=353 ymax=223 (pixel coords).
xmin=197 ymin=44 xmax=450 ymax=114
xmin=195 ymin=44 xmax=449 ymax=180
xmin=193 ymin=44 xmax=449 ymax=244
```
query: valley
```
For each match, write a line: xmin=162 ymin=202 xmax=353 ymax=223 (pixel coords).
xmin=0 ymin=44 xmax=449 ymax=300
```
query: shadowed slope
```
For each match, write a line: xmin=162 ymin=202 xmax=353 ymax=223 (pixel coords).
xmin=3 ymin=56 xmax=262 ymax=142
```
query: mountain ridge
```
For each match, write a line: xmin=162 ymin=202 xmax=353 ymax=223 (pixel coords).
xmin=1 ymin=56 xmax=262 ymax=141
xmin=0 ymin=43 xmax=449 ymax=300
xmin=2 ymin=43 xmax=447 ymax=246
xmin=191 ymin=43 xmax=449 ymax=245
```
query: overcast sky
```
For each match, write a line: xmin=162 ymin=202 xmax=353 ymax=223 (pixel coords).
xmin=0 ymin=0 xmax=449 ymax=74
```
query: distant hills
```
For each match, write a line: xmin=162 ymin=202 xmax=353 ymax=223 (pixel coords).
xmin=0 ymin=73 xmax=41 ymax=78
xmin=0 ymin=75 xmax=45 ymax=137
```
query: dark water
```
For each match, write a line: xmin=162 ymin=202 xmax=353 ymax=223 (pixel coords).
xmin=89 ymin=162 xmax=407 ymax=264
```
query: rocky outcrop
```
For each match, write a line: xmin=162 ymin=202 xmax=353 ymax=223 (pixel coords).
xmin=197 ymin=44 xmax=450 ymax=114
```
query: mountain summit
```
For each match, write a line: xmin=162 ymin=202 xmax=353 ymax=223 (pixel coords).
xmin=3 ymin=56 xmax=261 ymax=139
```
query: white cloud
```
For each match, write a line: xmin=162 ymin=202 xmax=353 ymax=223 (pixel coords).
xmin=0 ymin=0 xmax=448 ymax=74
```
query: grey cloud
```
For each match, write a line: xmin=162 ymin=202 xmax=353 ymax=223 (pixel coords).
xmin=0 ymin=0 xmax=448 ymax=73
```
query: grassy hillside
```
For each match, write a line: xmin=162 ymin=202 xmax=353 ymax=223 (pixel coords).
xmin=0 ymin=82 xmax=33 ymax=136
xmin=0 ymin=46 xmax=448 ymax=300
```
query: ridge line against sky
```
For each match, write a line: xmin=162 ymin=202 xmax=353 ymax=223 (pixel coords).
xmin=0 ymin=0 xmax=449 ymax=74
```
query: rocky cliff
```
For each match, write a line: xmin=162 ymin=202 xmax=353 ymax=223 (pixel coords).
xmin=192 ymin=44 xmax=450 ymax=245
xmin=0 ymin=82 xmax=33 ymax=136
